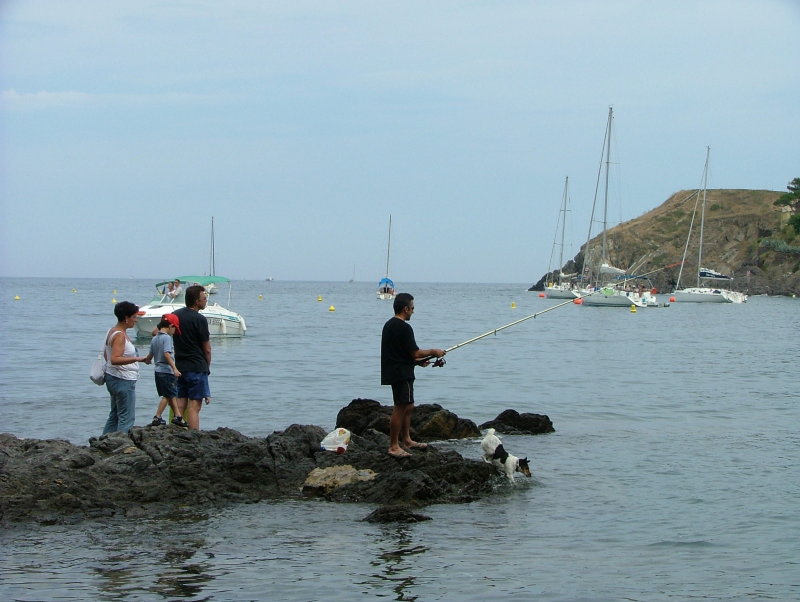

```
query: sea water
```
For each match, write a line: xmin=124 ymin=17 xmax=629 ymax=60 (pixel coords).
xmin=0 ymin=278 xmax=798 ymax=601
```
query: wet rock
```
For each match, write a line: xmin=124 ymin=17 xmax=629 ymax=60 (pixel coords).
xmin=0 ymin=423 xmax=495 ymax=524
xmin=302 ymin=465 xmax=378 ymax=496
xmin=336 ymin=398 xmax=481 ymax=440
xmin=479 ymin=409 xmax=555 ymax=435
xmin=362 ymin=504 xmax=432 ymax=523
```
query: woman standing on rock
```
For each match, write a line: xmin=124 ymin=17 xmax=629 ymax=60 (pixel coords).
xmin=102 ymin=301 xmax=151 ymax=434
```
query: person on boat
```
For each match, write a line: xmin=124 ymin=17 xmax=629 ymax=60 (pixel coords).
xmin=381 ymin=292 xmax=445 ymax=458
xmin=173 ymin=285 xmax=212 ymax=430
xmin=166 ymin=279 xmax=182 ymax=300
xmin=148 ymin=313 xmax=187 ymax=428
xmin=102 ymin=301 xmax=152 ymax=435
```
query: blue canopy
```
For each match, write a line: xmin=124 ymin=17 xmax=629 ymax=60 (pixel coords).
xmin=378 ymin=277 xmax=394 ymax=287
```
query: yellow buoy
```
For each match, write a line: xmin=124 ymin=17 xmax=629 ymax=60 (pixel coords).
xmin=630 ymin=305 xmax=637 ymax=313
xmin=112 ymin=289 xmax=117 ymax=294
xmin=258 ymin=294 xmax=263 ymax=300
xmin=328 ymin=305 xmax=335 ymax=312
xmin=511 ymin=301 xmax=517 ymax=309
xmin=71 ymin=288 xmax=77 ymax=293
xmin=112 ymin=298 xmax=117 ymax=303
xmin=317 ymin=295 xmax=323 ymax=302
xmin=14 ymin=295 xmax=20 ymax=301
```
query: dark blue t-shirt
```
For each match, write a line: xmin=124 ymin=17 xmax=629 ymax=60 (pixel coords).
xmin=381 ymin=317 xmax=419 ymax=385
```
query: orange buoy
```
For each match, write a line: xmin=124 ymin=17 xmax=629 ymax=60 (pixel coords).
xmin=538 ymin=292 xmax=545 ymax=298
xmin=669 ymin=296 xmax=676 ymax=303
xmin=573 ymin=298 xmax=583 ymax=304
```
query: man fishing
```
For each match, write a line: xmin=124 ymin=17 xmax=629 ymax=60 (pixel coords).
xmin=381 ymin=292 xmax=446 ymax=458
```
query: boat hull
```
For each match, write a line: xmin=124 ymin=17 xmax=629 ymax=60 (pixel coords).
xmin=135 ymin=302 xmax=247 ymax=337
xmin=545 ymin=286 xmax=578 ymax=299
xmin=579 ymin=288 xmax=648 ymax=307
xmin=672 ymin=288 xmax=746 ymax=303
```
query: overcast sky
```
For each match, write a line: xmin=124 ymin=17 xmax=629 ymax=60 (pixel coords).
xmin=1 ymin=0 xmax=798 ymax=284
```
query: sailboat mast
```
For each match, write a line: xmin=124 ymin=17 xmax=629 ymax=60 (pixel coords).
xmin=696 ymin=147 xmax=710 ymax=287
xmin=558 ymin=177 xmax=568 ymax=284
xmin=601 ymin=106 xmax=612 ymax=266
xmin=384 ymin=215 xmax=392 ymax=278
xmin=210 ymin=216 xmax=216 ymax=276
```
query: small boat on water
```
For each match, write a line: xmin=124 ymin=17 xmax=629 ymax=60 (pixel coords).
xmin=376 ymin=215 xmax=396 ymax=300
xmin=135 ymin=275 xmax=247 ymax=337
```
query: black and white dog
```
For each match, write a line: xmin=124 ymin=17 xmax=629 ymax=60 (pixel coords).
xmin=481 ymin=428 xmax=532 ymax=481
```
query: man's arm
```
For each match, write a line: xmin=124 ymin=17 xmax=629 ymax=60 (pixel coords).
xmin=202 ymin=340 xmax=212 ymax=369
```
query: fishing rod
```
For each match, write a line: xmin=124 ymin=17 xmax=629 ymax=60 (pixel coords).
xmin=423 ymin=260 xmax=684 ymax=367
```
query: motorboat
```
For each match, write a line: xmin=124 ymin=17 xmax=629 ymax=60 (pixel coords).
xmin=135 ymin=275 xmax=247 ymax=337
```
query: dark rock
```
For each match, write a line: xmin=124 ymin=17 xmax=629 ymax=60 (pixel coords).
xmin=336 ymin=398 xmax=481 ymax=440
xmin=479 ymin=409 xmax=555 ymax=435
xmin=362 ymin=504 xmax=432 ymax=523
xmin=0 ymin=423 xmax=495 ymax=524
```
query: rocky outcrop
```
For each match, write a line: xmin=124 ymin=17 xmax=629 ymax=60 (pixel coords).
xmin=0 ymin=423 xmax=495 ymax=524
xmin=336 ymin=398 xmax=481 ymax=440
xmin=1 ymin=401 xmax=555 ymax=524
xmin=479 ymin=409 xmax=555 ymax=435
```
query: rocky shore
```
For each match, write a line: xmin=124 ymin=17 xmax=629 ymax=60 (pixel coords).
xmin=0 ymin=399 xmax=553 ymax=525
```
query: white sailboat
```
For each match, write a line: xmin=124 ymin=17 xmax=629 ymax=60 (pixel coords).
xmin=376 ymin=215 xmax=395 ymax=300
xmin=578 ymin=107 xmax=655 ymax=308
xmin=544 ymin=176 xmax=579 ymax=299
xmin=672 ymin=148 xmax=747 ymax=303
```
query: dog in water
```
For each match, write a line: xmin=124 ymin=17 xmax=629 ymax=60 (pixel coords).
xmin=481 ymin=428 xmax=532 ymax=481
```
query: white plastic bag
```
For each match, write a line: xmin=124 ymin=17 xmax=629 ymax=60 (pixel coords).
xmin=320 ymin=427 xmax=351 ymax=454
xmin=89 ymin=353 xmax=106 ymax=385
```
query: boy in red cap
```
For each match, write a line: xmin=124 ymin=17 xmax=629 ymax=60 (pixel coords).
xmin=148 ymin=313 xmax=186 ymax=427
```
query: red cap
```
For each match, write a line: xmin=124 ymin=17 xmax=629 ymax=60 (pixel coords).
xmin=162 ymin=313 xmax=182 ymax=334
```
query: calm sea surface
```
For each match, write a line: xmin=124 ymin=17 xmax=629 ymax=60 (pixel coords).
xmin=0 ymin=277 xmax=798 ymax=601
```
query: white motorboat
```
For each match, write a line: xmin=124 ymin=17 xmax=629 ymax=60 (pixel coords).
xmin=672 ymin=148 xmax=747 ymax=304
xmin=376 ymin=215 xmax=396 ymax=300
xmin=135 ymin=276 xmax=247 ymax=337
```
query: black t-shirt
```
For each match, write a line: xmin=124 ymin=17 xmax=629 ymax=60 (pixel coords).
xmin=381 ymin=316 xmax=419 ymax=385
xmin=173 ymin=307 xmax=210 ymax=374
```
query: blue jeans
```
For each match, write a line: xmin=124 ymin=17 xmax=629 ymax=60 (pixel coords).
xmin=103 ymin=374 xmax=137 ymax=434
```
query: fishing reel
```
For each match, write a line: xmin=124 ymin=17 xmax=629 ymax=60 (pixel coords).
xmin=431 ymin=357 xmax=446 ymax=368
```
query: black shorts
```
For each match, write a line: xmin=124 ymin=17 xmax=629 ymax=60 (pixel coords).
xmin=154 ymin=371 xmax=178 ymax=398
xmin=390 ymin=380 xmax=415 ymax=406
